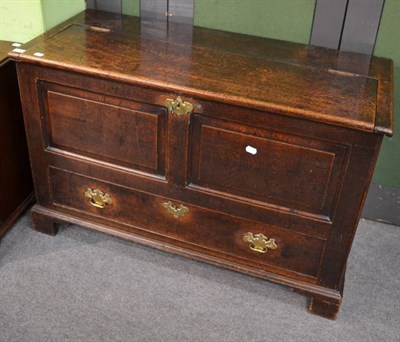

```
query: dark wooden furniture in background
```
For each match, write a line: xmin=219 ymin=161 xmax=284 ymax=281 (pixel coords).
xmin=0 ymin=9 xmax=86 ymax=237
xmin=0 ymin=41 xmax=34 ymax=238
xmin=10 ymin=10 xmax=393 ymax=319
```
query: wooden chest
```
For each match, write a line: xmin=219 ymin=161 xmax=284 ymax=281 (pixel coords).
xmin=0 ymin=41 xmax=33 ymax=237
xmin=10 ymin=10 xmax=393 ymax=319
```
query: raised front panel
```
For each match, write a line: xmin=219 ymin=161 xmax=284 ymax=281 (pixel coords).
xmin=190 ymin=115 xmax=347 ymax=220
xmin=39 ymin=82 xmax=167 ymax=176
xmin=49 ymin=167 xmax=325 ymax=279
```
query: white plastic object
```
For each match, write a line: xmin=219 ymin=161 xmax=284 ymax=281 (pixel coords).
xmin=12 ymin=48 xmax=26 ymax=53
xmin=245 ymin=145 xmax=257 ymax=155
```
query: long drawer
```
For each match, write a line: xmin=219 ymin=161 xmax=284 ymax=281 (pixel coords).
xmin=49 ymin=167 xmax=325 ymax=279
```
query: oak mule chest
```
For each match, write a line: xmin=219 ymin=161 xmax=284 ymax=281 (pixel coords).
xmin=10 ymin=10 xmax=393 ymax=319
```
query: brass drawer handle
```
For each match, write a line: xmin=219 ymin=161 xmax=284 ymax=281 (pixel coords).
xmin=84 ymin=188 xmax=112 ymax=209
xmin=164 ymin=96 xmax=193 ymax=116
xmin=243 ymin=232 xmax=277 ymax=253
xmin=162 ymin=201 xmax=189 ymax=219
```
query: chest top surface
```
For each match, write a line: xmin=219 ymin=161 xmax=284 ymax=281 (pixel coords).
xmin=9 ymin=10 xmax=393 ymax=136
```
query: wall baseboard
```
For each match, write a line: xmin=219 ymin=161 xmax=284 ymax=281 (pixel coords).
xmin=362 ymin=183 xmax=400 ymax=226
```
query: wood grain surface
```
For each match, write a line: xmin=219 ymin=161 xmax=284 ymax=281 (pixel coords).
xmin=12 ymin=24 xmax=380 ymax=134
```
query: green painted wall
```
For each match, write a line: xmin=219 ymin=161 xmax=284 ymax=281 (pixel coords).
xmin=122 ymin=0 xmax=140 ymax=16
xmin=0 ymin=0 xmax=44 ymax=43
xmin=0 ymin=0 xmax=85 ymax=43
xmin=41 ymin=0 xmax=85 ymax=30
xmin=372 ymin=0 xmax=400 ymax=187
xmin=42 ymin=0 xmax=140 ymax=28
xmin=194 ymin=0 xmax=316 ymax=44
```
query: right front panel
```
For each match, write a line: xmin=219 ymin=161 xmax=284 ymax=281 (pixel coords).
xmin=189 ymin=114 xmax=347 ymax=222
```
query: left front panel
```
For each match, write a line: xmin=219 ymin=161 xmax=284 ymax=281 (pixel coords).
xmin=16 ymin=64 xmax=170 ymax=207
xmin=38 ymin=81 xmax=167 ymax=175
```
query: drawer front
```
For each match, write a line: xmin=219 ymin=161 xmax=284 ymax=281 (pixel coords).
xmin=49 ymin=167 xmax=325 ymax=278
xmin=189 ymin=115 xmax=347 ymax=220
xmin=39 ymin=81 xmax=167 ymax=176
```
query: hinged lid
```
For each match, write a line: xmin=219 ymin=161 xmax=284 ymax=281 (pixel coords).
xmin=8 ymin=11 xmax=393 ymax=136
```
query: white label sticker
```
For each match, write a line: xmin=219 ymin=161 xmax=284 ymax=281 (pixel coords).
xmin=33 ymin=52 xmax=44 ymax=57
xmin=12 ymin=48 xmax=26 ymax=53
xmin=245 ymin=145 xmax=257 ymax=155
xmin=12 ymin=42 xmax=22 ymax=47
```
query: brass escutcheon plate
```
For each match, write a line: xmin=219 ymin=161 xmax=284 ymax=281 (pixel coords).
xmin=84 ymin=188 xmax=112 ymax=209
xmin=162 ymin=201 xmax=189 ymax=219
xmin=243 ymin=232 xmax=277 ymax=253
xmin=164 ymin=96 xmax=193 ymax=116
